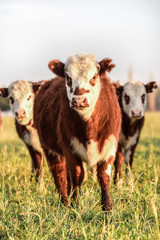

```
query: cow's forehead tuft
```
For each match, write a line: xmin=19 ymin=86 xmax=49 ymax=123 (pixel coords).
xmin=123 ymin=81 xmax=146 ymax=95
xmin=65 ymin=54 xmax=98 ymax=78
xmin=65 ymin=53 xmax=97 ymax=66
xmin=8 ymin=80 xmax=33 ymax=97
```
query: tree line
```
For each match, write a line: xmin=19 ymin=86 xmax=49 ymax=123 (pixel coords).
xmin=0 ymin=98 xmax=9 ymax=111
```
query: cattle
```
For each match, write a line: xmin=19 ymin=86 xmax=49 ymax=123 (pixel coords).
xmin=113 ymin=80 xmax=157 ymax=184
xmin=34 ymin=53 xmax=121 ymax=211
xmin=0 ymin=80 xmax=44 ymax=182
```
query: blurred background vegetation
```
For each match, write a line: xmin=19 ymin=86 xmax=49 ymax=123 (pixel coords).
xmin=0 ymin=98 xmax=9 ymax=111
xmin=147 ymin=87 xmax=160 ymax=111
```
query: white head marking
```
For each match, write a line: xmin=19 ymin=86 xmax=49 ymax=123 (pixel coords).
xmin=8 ymin=80 xmax=34 ymax=125
xmin=122 ymin=81 xmax=147 ymax=119
xmin=64 ymin=53 xmax=101 ymax=120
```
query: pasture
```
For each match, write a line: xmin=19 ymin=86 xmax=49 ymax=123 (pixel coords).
xmin=0 ymin=113 xmax=160 ymax=240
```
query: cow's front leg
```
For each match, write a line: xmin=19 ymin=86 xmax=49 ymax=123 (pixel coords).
xmin=125 ymin=143 xmax=137 ymax=181
xmin=83 ymin=162 xmax=88 ymax=181
xmin=44 ymin=149 xmax=68 ymax=206
xmin=65 ymin=153 xmax=84 ymax=203
xmin=27 ymin=145 xmax=44 ymax=182
xmin=114 ymin=144 xmax=124 ymax=185
xmin=129 ymin=143 xmax=137 ymax=168
xmin=97 ymin=157 xmax=114 ymax=211
xmin=124 ymin=148 xmax=133 ymax=179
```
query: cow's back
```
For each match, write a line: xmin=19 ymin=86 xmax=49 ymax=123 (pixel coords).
xmin=33 ymin=77 xmax=67 ymax=153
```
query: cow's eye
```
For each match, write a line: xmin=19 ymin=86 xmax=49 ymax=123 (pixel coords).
xmin=89 ymin=74 xmax=97 ymax=86
xmin=9 ymin=96 xmax=14 ymax=104
xmin=141 ymin=93 xmax=145 ymax=104
xmin=27 ymin=95 xmax=32 ymax=101
xmin=124 ymin=94 xmax=130 ymax=104
xmin=65 ymin=74 xmax=72 ymax=87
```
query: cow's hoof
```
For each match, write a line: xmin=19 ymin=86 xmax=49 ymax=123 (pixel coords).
xmin=102 ymin=196 xmax=113 ymax=212
xmin=61 ymin=196 xmax=69 ymax=206
xmin=125 ymin=168 xmax=133 ymax=179
xmin=102 ymin=203 xmax=113 ymax=212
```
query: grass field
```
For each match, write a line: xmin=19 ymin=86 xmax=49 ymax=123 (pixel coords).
xmin=0 ymin=113 xmax=160 ymax=240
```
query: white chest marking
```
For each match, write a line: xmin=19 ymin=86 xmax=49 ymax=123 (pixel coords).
xmin=105 ymin=164 xmax=112 ymax=177
xmin=23 ymin=127 xmax=42 ymax=153
xmin=124 ymin=150 xmax=131 ymax=164
xmin=70 ymin=134 xmax=117 ymax=167
xmin=48 ymin=150 xmax=61 ymax=161
xmin=119 ymin=130 xmax=139 ymax=150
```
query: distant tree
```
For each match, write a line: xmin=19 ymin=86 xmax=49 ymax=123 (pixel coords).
xmin=148 ymin=91 xmax=156 ymax=111
xmin=0 ymin=97 xmax=9 ymax=111
xmin=156 ymin=87 xmax=160 ymax=110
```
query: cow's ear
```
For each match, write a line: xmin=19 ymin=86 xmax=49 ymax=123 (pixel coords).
xmin=112 ymin=81 xmax=123 ymax=96
xmin=145 ymin=81 xmax=157 ymax=93
xmin=0 ymin=88 xmax=9 ymax=97
xmin=48 ymin=60 xmax=65 ymax=78
xmin=31 ymin=81 xmax=46 ymax=93
xmin=99 ymin=58 xmax=116 ymax=74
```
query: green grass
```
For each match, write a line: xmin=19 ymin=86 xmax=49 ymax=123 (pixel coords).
xmin=0 ymin=113 xmax=160 ymax=240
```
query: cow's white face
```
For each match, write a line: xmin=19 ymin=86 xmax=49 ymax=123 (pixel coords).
xmin=64 ymin=54 xmax=101 ymax=120
xmin=8 ymin=80 xmax=34 ymax=125
xmin=122 ymin=81 xmax=147 ymax=119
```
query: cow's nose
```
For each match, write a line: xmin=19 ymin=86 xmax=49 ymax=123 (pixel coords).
xmin=131 ymin=110 xmax=142 ymax=117
xmin=15 ymin=109 xmax=26 ymax=118
xmin=71 ymin=97 xmax=89 ymax=108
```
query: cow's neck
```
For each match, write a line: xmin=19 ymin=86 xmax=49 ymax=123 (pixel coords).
xmin=75 ymin=100 xmax=107 ymax=142
xmin=121 ymin=110 xmax=144 ymax=138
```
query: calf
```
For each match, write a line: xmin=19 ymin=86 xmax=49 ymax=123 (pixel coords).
xmin=113 ymin=81 xmax=157 ymax=183
xmin=34 ymin=54 xmax=121 ymax=211
xmin=0 ymin=80 xmax=44 ymax=181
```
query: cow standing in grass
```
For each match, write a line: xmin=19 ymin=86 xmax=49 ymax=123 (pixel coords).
xmin=34 ymin=54 xmax=121 ymax=211
xmin=113 ymin=81 xmax=157 ymax=184
xmin=0 ymin=80 xmax=44 ymax=181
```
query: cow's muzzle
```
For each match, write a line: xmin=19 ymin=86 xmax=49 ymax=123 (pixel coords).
xmin=131 ymin=110 xmax=142 ymax=118
xmin=15 ymin=109 xmax=26 ymax=119
xmin=71 ymin=96 xmax=89 ymax=109
xmin=15 ymin=109 xmax=27 ymax=123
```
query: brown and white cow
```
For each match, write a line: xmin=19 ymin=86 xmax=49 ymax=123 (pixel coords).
xmin=0 ymin=80 xmax=44 ymax=181
xmin=34 ymin=54 xmax=121 ymax=211
xmin=113 ymin=80 xmax=157 ymax=184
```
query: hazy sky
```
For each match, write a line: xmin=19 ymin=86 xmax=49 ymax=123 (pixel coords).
xmin=0 ymin=0 xmax=160 ymax=86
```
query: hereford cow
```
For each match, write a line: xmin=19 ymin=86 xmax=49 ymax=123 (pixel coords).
xmin=113 ymin=80 xmax=157 ymax=184
xmin=0 ymin=80 xmax=44 ymax=181
xmin=34 ymin=54 xmax=121 ymax=211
